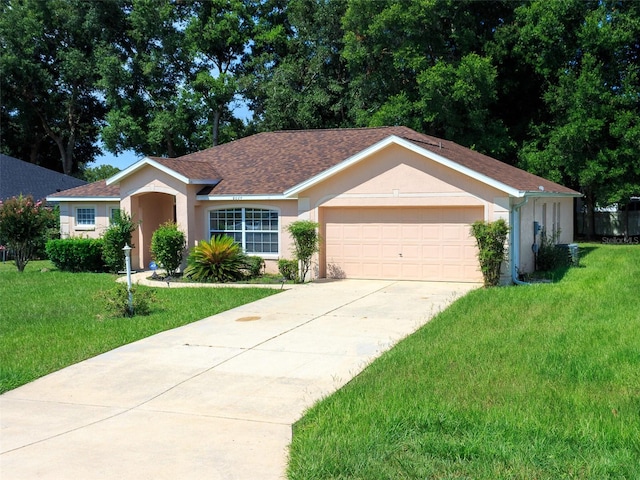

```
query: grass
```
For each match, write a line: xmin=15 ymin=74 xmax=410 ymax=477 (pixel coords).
xmin=0 ymin=260 xmax=279 ymax=394
xmin=287 ymin=244 xmax=640 ymax=479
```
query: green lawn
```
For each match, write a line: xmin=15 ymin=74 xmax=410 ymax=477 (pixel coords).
xmin=0 ymin=260 xmax=279 ymax=393
xmin=288 ymin=244 xmax=640 ymax=479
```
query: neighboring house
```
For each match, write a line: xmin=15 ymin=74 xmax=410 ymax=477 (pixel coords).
xmin=0 ymin=154 xmax=87 ymax=202
xmin=48 ymin=127 xmax=581 ymax=283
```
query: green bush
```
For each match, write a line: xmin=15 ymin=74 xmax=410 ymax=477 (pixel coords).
xmin=535 ymin=230 xmax=570 ymax=271
xmin=278 ymin=259 xmax=299 ymax=281
xmin=184 ymin=235 xmax=250 ymax=282
xmin=102 ymin=211 xmax=137 ymax=273
xmin=246 ymin=256 xmax=265 ymax=278
xmin=287 ymin=220 xmax=320 ymax=283
xmin=470 ymin=219 xmax=509 ymax=287
xmin=99 ymin=282 xmax=156 ymax=317
xmin=45 ymin=238 xmax=105 ymax=272
xmin=150 ymin=222 xmax=186 ymax=277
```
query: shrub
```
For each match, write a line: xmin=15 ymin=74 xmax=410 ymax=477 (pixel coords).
xmin=245 ymin=256 xmax=265 ymax=278
xmin=99 ymin=282 xmax=156 ymax=317
xmin=184 ymin=235 xmax=250 ymax=282
xmin=150 ymin=222 xmax=186 ymax=277
xmin=278 ymin=259 xmax=299 ymax=281
xmin=102 ymin=211 xmax=137 ymax=273
xmin=46 ymin=238 xmax=105 ymax=272
xmin=287 ymin=220 xmax=320 ymax=283
xmin=0 ymin=195 xmax=57 ymax=272
xmin=535 ymin=229 xmax=570 ymax=271
xmin=470 ymin=219 xmax=509 ymax=287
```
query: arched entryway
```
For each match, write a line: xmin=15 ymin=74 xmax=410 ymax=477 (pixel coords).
xmin=130 ymin=192 xmax=176 ymax=270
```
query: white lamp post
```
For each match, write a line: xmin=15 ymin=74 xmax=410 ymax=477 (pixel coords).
xmin=122 ymin=244 xmax=133 ymax=314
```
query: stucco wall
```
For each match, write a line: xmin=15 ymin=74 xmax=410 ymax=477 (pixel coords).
xmin=299 ymin=143 xmax=503 ymax=215
xmin=58 ymin=201 xmax=120 ymax=239
xmin=517 ymin=196 xmax=575 ymax=273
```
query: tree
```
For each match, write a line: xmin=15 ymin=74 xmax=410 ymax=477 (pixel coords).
xmin=0 ymin=0 xmax=122 ymax=174
xmin=185 ymin=0 xmax=253 ymax=146
xmin=81 ymin=165 xmax=122 ymax=183
xmin=242 ymin=0 xmax=351 ymax=131
xmin=512 ymin=0 xmax=640 ymax=237
xmin=99 ymin=0 xmax=197 ymax=158
xmin=0 ymin=195 xmax=56 ymax=272
xmin=342 ymin=0 xmax=518 ymax=157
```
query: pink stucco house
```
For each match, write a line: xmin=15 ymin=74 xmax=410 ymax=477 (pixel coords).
xmin=48 ymin=127 xmax=580 ymax=283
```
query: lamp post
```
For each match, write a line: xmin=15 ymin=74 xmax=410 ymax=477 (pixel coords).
xmin=123 ymin=244 xmax=133 ymax=315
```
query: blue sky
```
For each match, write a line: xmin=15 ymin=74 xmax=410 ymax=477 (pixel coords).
xmin=93 ymin=149 xmax=140 ymax=170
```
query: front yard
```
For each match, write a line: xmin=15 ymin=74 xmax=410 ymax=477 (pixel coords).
xmin=0 ymin=261 xmax=279 ymax=393
xmin=288 ymin=244 xmax=640 ymax=479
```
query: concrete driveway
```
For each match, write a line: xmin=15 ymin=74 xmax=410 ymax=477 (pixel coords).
xmin=0 ymin=279 xmax=477 ymax=479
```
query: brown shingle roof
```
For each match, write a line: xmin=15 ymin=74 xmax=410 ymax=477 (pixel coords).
xmin=52 ymin=127 xmax=580 ymax=198
xmin=47 ymin=180 xmax=119 ymax=199
xmin=143 ymin=126 xmax=578 ymax=196
xmin=147 ymin=157 xmax=222 ymax=181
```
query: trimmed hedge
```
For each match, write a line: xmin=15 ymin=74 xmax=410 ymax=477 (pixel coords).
xmin=46 ymin=238 xmax=106 ymax=272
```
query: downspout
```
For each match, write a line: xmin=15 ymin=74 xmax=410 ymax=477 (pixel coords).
xmin=511 ymin=196 xmax=530 ymax=285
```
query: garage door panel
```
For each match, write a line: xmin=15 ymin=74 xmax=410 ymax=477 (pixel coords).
xmin=381 ymin=225 xmax=400 ymax=240
xmin=361 ymin=244 xmax=381 ymax=258
xmin=324 ymin=207 xmax=482 ymax=282
xmin=381 ymin=244 xmax=400 ymax=261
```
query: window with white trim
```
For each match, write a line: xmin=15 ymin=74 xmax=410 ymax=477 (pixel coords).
xmin=209 ymin=208 xmax=279 ymax=254
xmin=76 ymin=207 xmax=96 ymax=226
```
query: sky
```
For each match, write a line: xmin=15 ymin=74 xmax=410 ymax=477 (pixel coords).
xmin=93 ymin=148 xmax=140 ymax=170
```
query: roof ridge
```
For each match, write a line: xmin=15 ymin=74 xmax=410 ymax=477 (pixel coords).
xmin=270 ymin=126 xmax=401 ymax=134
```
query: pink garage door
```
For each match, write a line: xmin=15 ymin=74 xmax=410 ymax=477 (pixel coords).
xmin=323 ymin=207 xmax=483 ymax=282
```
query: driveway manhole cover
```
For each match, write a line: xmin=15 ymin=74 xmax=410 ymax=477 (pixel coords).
xmin=236 ymin=316 xmax=261 ymax=322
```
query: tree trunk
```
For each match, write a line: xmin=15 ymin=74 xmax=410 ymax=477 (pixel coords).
xmin=212 ymin=109 xmax=221 ymax=147
xmin=584 ymin=190 xmax=597 ymax=240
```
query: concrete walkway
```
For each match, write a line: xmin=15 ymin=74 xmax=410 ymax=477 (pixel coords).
xmin=0 ymin=278 xmax=478 ymax=479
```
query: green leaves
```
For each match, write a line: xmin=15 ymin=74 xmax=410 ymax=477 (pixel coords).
xmin=514 ymin=0 xmax=640 ymax=236
xmin=470 ymin=219 xmax=509 ymax=287
xmin=150 ymin=222 xmax=186 ymax=277
xmin=184 ymin=235 xmax=250 ymax=283
xmin=287 ymin=220 xmax=319 ymax=283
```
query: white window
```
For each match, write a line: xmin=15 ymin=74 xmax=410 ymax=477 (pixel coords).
xmin=76 ymin=207 xmax=96 ymax=227
xmin=209 ymin=208 xmax=279 ymax=255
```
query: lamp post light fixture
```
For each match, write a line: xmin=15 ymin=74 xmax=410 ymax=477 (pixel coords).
xmin=122 ymin=243 xmax=133 ymax=315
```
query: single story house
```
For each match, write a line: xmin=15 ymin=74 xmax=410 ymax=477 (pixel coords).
xmin=48 ymin=126 xmax=581 ymax=283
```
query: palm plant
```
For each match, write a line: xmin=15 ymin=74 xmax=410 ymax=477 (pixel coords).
xmin=184 ymin=235 xmax=250 ymax=282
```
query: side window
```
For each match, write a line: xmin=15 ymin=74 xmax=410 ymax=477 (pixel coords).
xmin=76 ymin=207 xmax=96 ymax=226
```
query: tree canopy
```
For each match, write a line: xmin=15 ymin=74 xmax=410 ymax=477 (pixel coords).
xmin=1 ymin=0 xmax=638 ymax=223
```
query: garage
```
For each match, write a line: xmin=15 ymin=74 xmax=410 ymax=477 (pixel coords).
xmin=323 ymin=207 xmax=483 ymax=282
